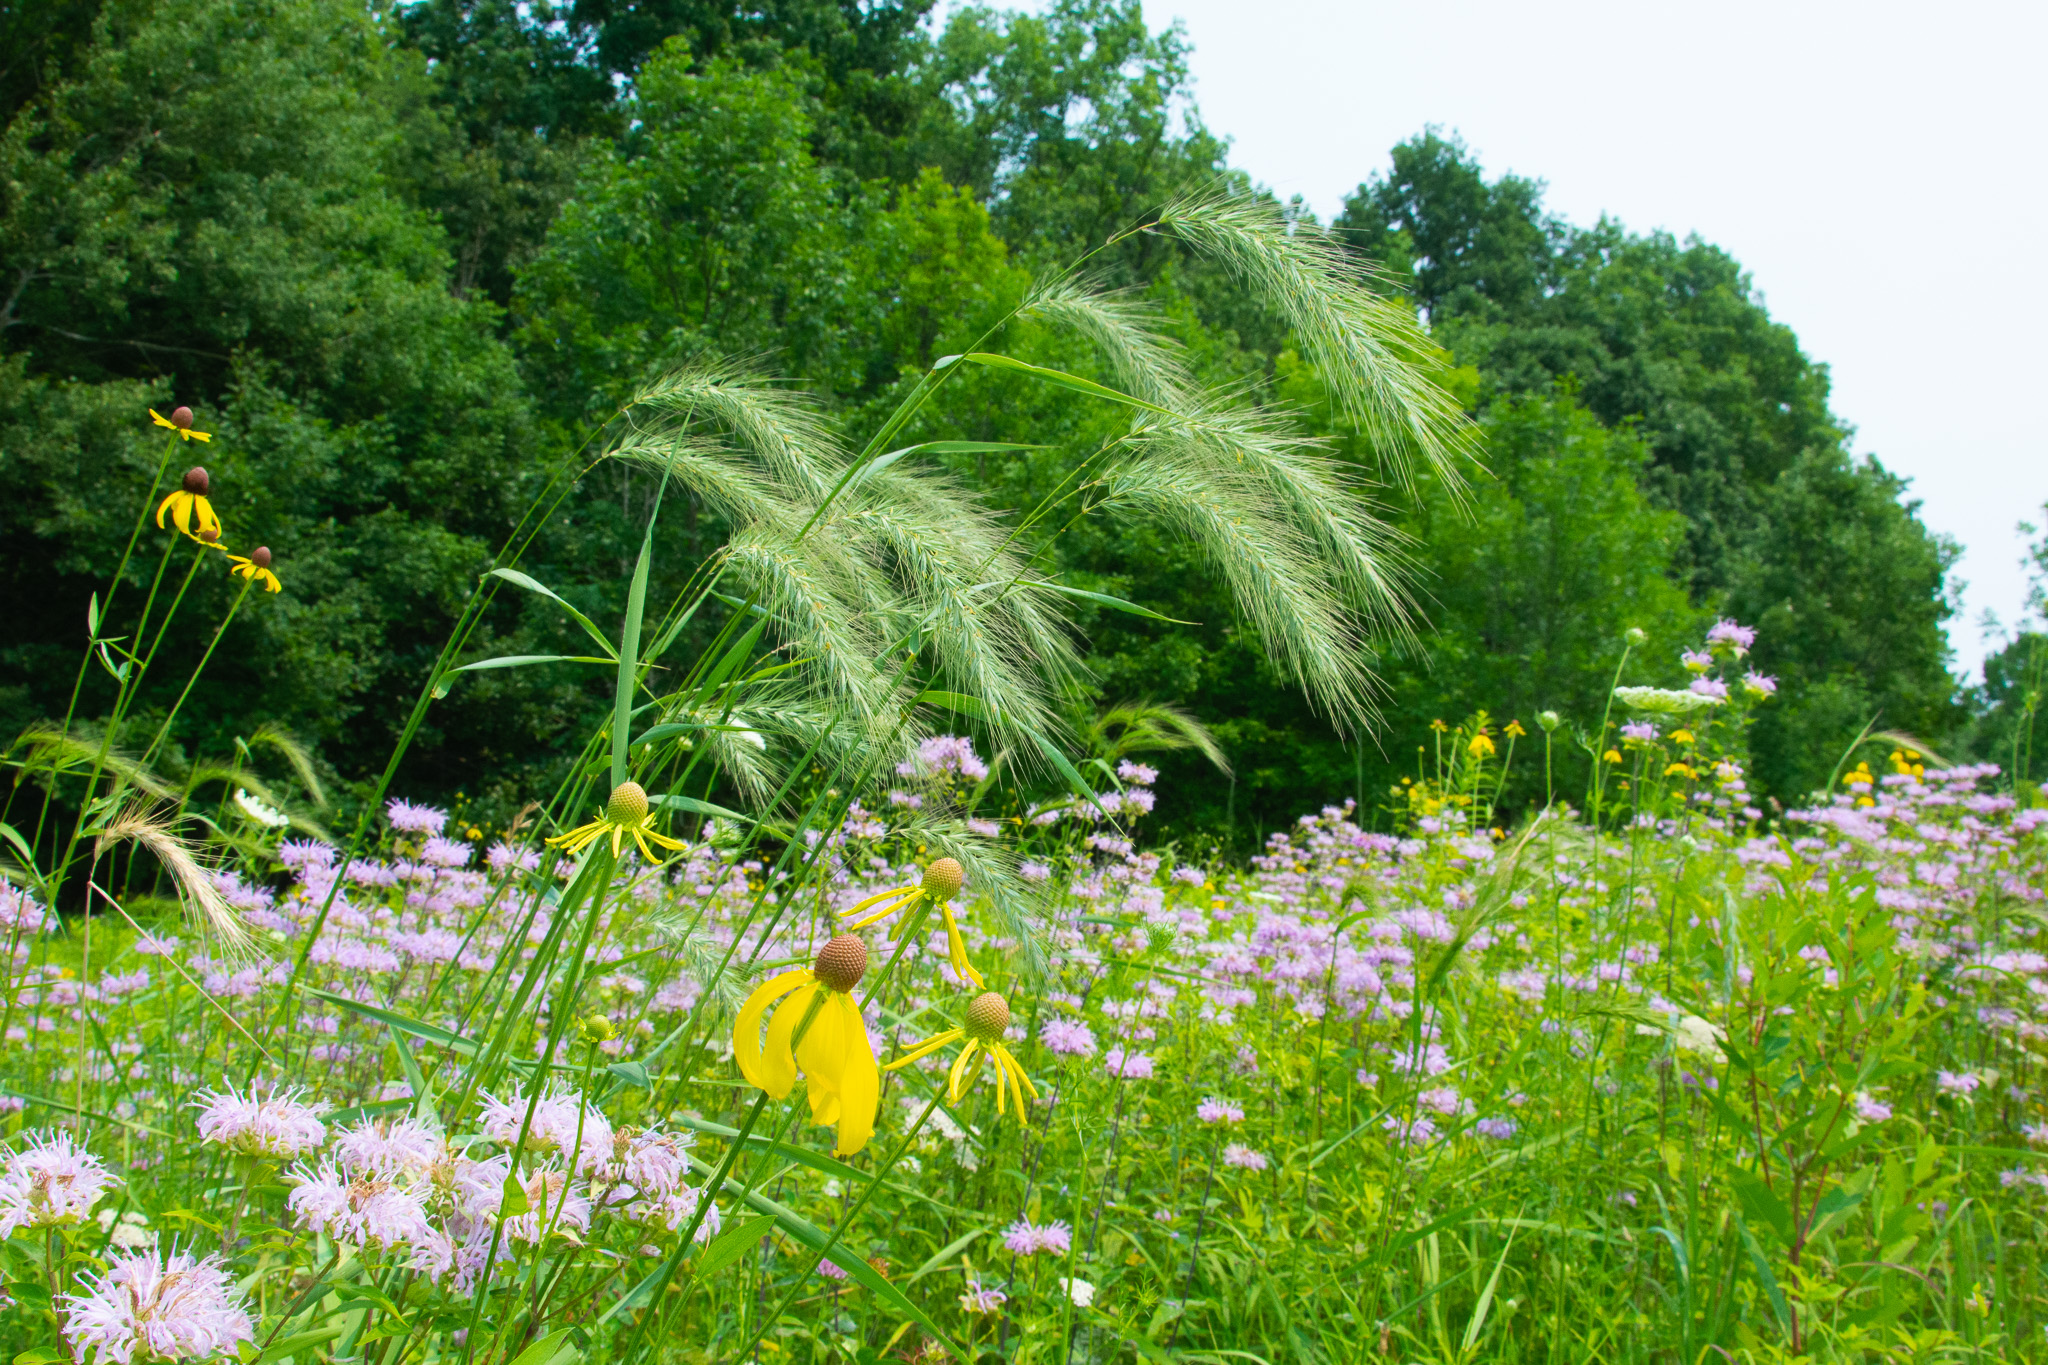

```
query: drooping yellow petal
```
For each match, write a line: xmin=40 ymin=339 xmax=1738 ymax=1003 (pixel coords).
xmin=156 ymin=491 xmax=181 ymax=530
xmin=193 ymin=496 xmax=220 ymax=535
xmin=1003 ymin=1045 xmax=1039 ymax=1102
xmin=1000 ymin=1050 xmax=1031 ymax=1124
xmin=735 ymin=971 xmax=812 ymax=1098
xmin=942 ymin=906 xmax=983 ymax=988
xmin=796 ymin=991 xmax=846 ymax=1127
xmin=947 ymin=1039 xmax=989 ymax=1104
xmin=828 ymin=991 xmax=879 ymax=1157
xmin=882 ymin=1028 xmax=964 ymax=1072
xmin=150 ymin=409 xmax=175 ymax=431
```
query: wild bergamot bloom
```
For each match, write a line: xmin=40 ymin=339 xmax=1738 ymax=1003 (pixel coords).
xmin=734 ymin=934 xmax=879 ymax=1156
xmin=885 ymin=990 xmax=1039 ymax=1123
xmin=227 ymin=546 xmax=280 ymax=593
xmin=157 ymin=467 xmax=223 ymax=542
xmin=149 ymin=405 xmax=211 ymax=442
xmin=545 ymin=781 xmax=685 ymax=862
xmin=838 ymin=856 xmax=982 ymax=987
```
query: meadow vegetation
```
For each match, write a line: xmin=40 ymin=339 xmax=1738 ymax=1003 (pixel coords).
xmin=3 ymin=3 xmax=2047 ymax=1363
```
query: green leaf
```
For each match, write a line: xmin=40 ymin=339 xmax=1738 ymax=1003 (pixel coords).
xmin=300 ymin=987 xmax=478 ymax=1058
xmin=606 ymin=1061 xmax=650 ymax=1090
xmin=696 ymin=1213 xmax=778 ymax=1278
xmin=1019 ymin=580 xmax=1194 ymax=624
xmin=846 ymin=441 xmax=1045 ymax=489
xmin=1727 ymin=1169 xmax=1793 ymax=1245
xmin=1019 ymin=720 xmax=1105 ymax=816
xmin=253 ymin=1327 xmax=345 ymax=1362
xmin=612 ymin=473 xmax=669 ymax=787
xmin=85 ymin=591 xmax=99 ymax=638
xmin=447 ymin=654 xmax=613 ymax=675
xmin=15 ymin=1348 xmax=65 ymax=1364
xmin=631 ymin=722 xmax=702 ymax=749
xmin=486 ymin=569 xmax=618 ymax=660
xmin=499 ymin=1170 xmax=530 ymax=1218
xmin=506 ymin=1327 xmax=577 ymax=1365
xmin=689 ymin=1158 xmax=969 ymax=1360
xmin=905 ymin=1228 xmax=985 ymax=1284
xmin=954 ymin=353 xmax=1178 ymax=417
xmin=649 ymin=794 xmax=754 ymax=825
xmin=914 ymin=690 xmax=984 ymax=719
xmin=386 ymin=1025 xmax=438 ymax=1125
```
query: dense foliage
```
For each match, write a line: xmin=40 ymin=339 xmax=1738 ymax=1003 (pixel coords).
xmin=0 ymin=0 xmax=1989 ymax=853
xmin=5 ymin=631 xmax=2048 ymax=1364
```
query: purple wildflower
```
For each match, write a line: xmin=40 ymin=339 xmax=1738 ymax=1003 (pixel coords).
xmin=1222 ymin=1144 xmax=1268 ymax=1170
xmin=59 ymin=1243 xmax=253 ymax=1365
xmin=385 ymin=799 xmax=448 ymax=834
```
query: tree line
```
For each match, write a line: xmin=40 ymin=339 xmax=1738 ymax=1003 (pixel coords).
xmin=0 ymin=0 xmax=2036 ymax=845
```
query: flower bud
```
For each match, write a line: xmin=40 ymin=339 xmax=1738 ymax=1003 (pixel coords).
xmin=1624 ymin=627 xmax=1647 ymax=646
xmin=579 ymin=1014 xmax=616 ymax=1043
xmin=814 ymin=933 xmax=868 ymax=992
xmin=1537 ymin=710 xmax=1562 ymax=733
xmin=171 ymin=406 xmax=194 ymax=429
xmin=198 ymin=528 xmax=220 ymax=543
xmin=964 ymin=991 xmax=1010 ymax=1041
xmin=251 ymin=546 xmax=272 ymax=569
xmin=182 ymin=467 xmax=210 ymax=496
xmin=921 ymin=856 xmax=964 ymax=901
xmin=605 ymin=780 xmax=649 ymax=825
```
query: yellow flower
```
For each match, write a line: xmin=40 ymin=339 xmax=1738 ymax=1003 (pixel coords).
xmin=227 ymin=545 xmax=280 ymax=593
xmin=1467 ymin=733 xmax=1496 ymax=759
xmin=156 ymin=467 xmax=223 ymax=543
xmin=885 ymin=991 xmax=1038 ymax=1123
xmin=544 ymin=781 xmax=685 ymax=863
xmin=1503 ymin=720 xmax=1526 ymax=739
xmin=1670 ymin=729 xmax=1694 ymax=745
xmin=1429 ymin=719 xmax=1449 ymax=733
xmin=734 ymin=934 xmax=879 ymax=1156
xmin=1664 ymin=762 xmax=1699 ymax=780
xmin=838 ymin=857 xmax=982 ymax=988
xmin=1602 ymin=749 xmax=1622 ymax=765
xmin=149 ymin=406 xmax=211 ymax=442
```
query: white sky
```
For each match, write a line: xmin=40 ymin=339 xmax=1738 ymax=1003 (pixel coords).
xmin=1068 ymin=0 xmax=2048 ymax=678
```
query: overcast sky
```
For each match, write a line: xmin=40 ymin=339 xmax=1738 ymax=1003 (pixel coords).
xmin=1054 ymin=0 xmax=2047 ymax=677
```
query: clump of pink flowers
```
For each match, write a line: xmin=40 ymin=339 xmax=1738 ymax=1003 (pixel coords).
xmin=192 ymin=1082 xmax=327 ymax=1159
xmin=1196 ymin=1097 xmax=1244 ymax=1124
xmin=60 ymin=1242 xmax=253 ymax=1365
xmin=1222 ymin=1144 xmax=1269 ymax=1171
xmin=1002 ymin=1217 xmax=1073 ymax=1256
xmin=0 ymin=1130 xmax=115 ymax=1236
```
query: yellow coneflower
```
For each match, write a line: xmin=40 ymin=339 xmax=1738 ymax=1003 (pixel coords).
xmin=885 ymin=991 xmax=1038 ymax=1123
xmin=1503 ymin=719 xmax=1526 ymax=739
xmin=227 ymin=546 xmax=280 ymax=593
xmin=734 ymin=934 xmax=879 ymax=1156
xmin=156 ymin=467 xmax=223 ymax=543
xmin=544 ymin=781 xmax=685 ymax=863
xmin=1467 ymin=732 xmax=1496 ymax=759
xmin=837 ymin=857 xmax=982 ymax=988
xmin=150 ymin=406 xmax=211 ymax=442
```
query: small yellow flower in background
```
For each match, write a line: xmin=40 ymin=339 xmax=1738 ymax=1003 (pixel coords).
xmin=1467 ymin=733 xmax=1496 ymax=759
xmin=1429 ymin=719 xmax=1449 ymax=733
xmin=1664 ymin=762 xmax=1699 ymax=781
xmin=1602 ymin=749 xmax=1623 ymax=765
xmin=885 ymin=991 xmax=1039 ymax=1122
xmin=149 ymin=406 xmax=211 ymax=442
xmin=545 ymin=780 xmax=685 ymax=862
xmin=227 ymin=545 xmax=280 ymax=593
xmin=734 ymin=934 xmax=879 ymax=1156
xmin=838 ymin=857 xmax=982 ymax=988
xmin=157 ymin=467 xmax=223 ymax=542
xmin=1503 ymin=719 xmax=1526 ymax=739
xmin=1670 ymin=729 xmax=1694 ymax=745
